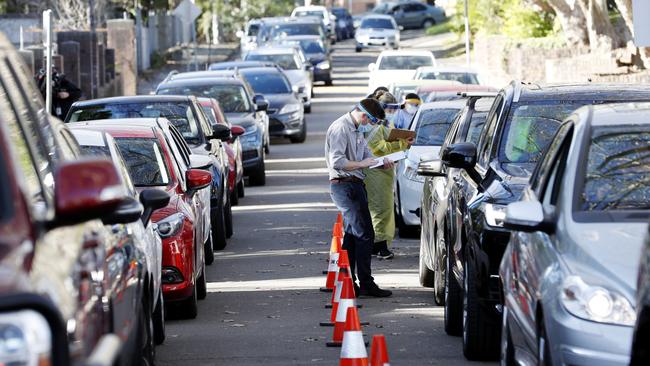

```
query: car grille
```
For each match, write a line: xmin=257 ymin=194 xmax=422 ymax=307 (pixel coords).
xmin=269 ymin=118 xmax=285 ymax=133
xmin=242 ymin=150 xmax=258 ymax=161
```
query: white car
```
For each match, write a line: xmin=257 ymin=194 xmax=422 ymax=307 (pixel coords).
xmin=413 ymin=65 xmax=483 ymax=85
xmin=367 ymin=49 xmax=436 ymax=94
xmin=236 ymin=19 xmax=263 ymax=55
xmin=291 ymin=5 xmax=336 ymax=43
xmin=355 ymin=14 xmax=400 ymax=52
xmin=244 ymin=46 xmax=314 ymax=113
xmin=394 ymin=99 xmax=465 ymax=235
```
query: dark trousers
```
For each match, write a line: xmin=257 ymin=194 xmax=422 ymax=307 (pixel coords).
xmin=329 ymin=181 xmax=374 ymax=286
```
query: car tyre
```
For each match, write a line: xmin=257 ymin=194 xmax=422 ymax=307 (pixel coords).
xmin=225 ymin=196 xmax=233 ymax=238
xmin=355 ymin=46 xmax=362 ymax=53
xmin=433 ymin=227 xmax=446 ymax=305
xmin=500 ymin=303 xmax=516 ymax=366
xmin=152 ymin=289 xmax=165 ymax=345
xmin=444 ymin=242 xmax=462 ymax=336
xmin=290 ymin=121 xmax=307 ymax=143
xmin=212 ymin=196 xmax=227 ymax=250
xmin=462 ymin=260 xmax=500 ymax=360
xmin=197 ymin=261 xmax=207 ymax=300
xmin=134 ymin=294 xmax=155 ymax=366
xmin=422 ymin=18 xmax=435 ymax=29
xmin=304 ymin=104 xmax=312 ymax=114
xmin=204 ymin=232 xmax=214 ymax=265
xmin=230 ymin=184 xmax=239 ymax=206
xmin=180 ymin=284 xmax=198 ymax=319
xmin=325 ymin=77 xmax=333 ymax=86
xmin=538 ymin=318 xmax=552 ymax=366
xmin=249 ymin=158 xmax=266 ymax=186
xmin=237 ymin=179 xmax=245 ymax=198
xmin=418 ymin=241 xmax=435 ymax=288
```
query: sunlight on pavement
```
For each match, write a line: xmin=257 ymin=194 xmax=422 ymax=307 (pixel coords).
xmin=265 ymin=157 xmax=326 ymax=164
xmin=232 ymin=202 xmax=336 ymax=212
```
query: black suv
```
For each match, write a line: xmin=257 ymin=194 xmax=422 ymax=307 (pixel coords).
xmin=65 ymin=95 xmax=233 ymax=252
xmin=440 ymin=81 xmax=650 ymax=360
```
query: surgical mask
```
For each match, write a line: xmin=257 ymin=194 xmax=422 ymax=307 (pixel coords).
xmin=386 ymin=113 xmax=397 ymax=124
xmin=357 ymin=123 xmax=374 ymax=134
xmin=405 ymin=104 xmax=418 ymax=115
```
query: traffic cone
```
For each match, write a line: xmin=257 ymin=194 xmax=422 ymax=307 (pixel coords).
xmin=326 ymin=250 xmax=350 ymax=309
xmin=370 ymin=335 xmax=390 ymax=366
xmin=320 ymin=236 xmax=342 ymax=292
xmin=333 ymin=221 xmax=343 ymax=238
xmin=336 ymin=212 xmax=343 ymax=225
xmin=327 ymin=275 xmax=358 ymax=346
xmin=338 ymin=307 xmax=369 ymax=365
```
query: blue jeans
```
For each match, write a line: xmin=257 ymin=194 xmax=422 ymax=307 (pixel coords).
xmin=329 ymin=181 xmax=375 ymax=286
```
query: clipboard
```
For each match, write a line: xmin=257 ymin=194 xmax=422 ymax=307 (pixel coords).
xmin=387 ymin=128 xmax=416 ymax=142
xmin=369 ymin=151 xmax=407 ymax=169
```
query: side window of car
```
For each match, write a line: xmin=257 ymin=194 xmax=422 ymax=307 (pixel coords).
xmin=532 ymin=123 xmax=574 ymax=200
xmin=477 ymin=95 xmax=504 ymax=168
xmin=441 ymin=112 xmax=462 ymax=151
xmin=540 ymin=134 xmax=572 ymax=207
xmin=412 ymin=4 xmax=427 ymax=12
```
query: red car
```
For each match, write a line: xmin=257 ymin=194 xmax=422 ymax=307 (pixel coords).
xmin=69 ymin=119 xmax=213 ymax=319
xmin=198 ymin=97 xmax=246 ymax=206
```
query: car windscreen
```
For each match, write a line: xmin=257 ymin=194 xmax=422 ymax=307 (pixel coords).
xmin=378 ymin=56 xmax=433 ymax=70
xmin=360 ymin=18 xmax=394 ymax=29
xmin=414 ymin=108 xmax=460 ymax=145
xmin=294 ymin=39 xmax=325 ymax=54
xmin=158 ymin=84 xmax=251 ymax=113
xmin=418 ymin=71 xmax=479 ymax=85
xmin=114 ymin=137 xmax=170 ymax=186
xmin=246 ymin=53 xmax=299 ymax=70
xmin=270 ymin=24 xmax=322 ymax=38
xmin=332 ymin=9 xmax=347 ymax=17
xmin=580 ymin=125 xmax=650 ymax=212
xmin=499 ymin=102 xmax=581 ymax=164
xmin=242 ymin=72 xmax=291 ymax=94
xmin=68 ymin=102 xmax=202 ymax=145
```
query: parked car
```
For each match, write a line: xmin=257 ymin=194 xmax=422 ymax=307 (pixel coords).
xmin=417 ymin=95 xmax=495 ymax=307
xmin=355 ymin=14 xmax=400 ymax=53
xmin=367 ymin=49 xmax=436 ymax=93
xmin=388 ymin=80 xmax=458 ymax=103
xmin=70 ymin=119 xmax=212 ymax=319
xmin=155 ymin=77 xmax=269 ymax=185
xmin=244 ymin=46 xmax=314 ymax=113
xmin=500 ymin=102 xmax=650 ymax=366
xmin=395 ymin=99 xmax=465 ymax=237
xmin=414 ymin=66 xmax=483 ymax=85
xmin=239 ymin=67 xmax=307 ymax=143
xmin=70 ymin=128 xmax=171 ymax=347
xmin=371 ymin=0 xmax=446 ymax=29
xmin=65 ymin=95 xmax=234 ymax=250
xmin=417 ymin=84 xmax=498 ymax=103
xmin=440 ymin=82 xmax=650 ymax=360
xmin=331 ymin=7 xmax=355 ymax=39
xmin=209 ymin=60 xmax=276 ymax=71
xmin=632 ymin=218 xmax=650 ymax=366
xmin=198 ymin=97 xmax=246 ymax=206
xmin=291 ymin=5 xmax=336 ymax=43
xmin=0 ymin=32 xmax=164 ymax=364
xmin=276 ymin=35 xmax=332 ymax=85
xmin=237 ymin=19 xmax=263 ymax=55
xmin=258 ymin=16 xmax=328 ymax=47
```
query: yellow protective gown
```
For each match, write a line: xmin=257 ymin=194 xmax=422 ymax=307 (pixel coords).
xmin=363 ymin=125 xmax=410 ymax=245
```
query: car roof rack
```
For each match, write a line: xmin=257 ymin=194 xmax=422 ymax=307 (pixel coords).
xmin=457 ymin=91 xmax=499 ymax=98
xmin=162 ymin=70 xmax=179 ymax=84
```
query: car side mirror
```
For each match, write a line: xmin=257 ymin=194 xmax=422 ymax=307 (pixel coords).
xmin=50 ymin=158 xmax=125 ymax=228
xmin=210 ymin=123 xmax=232 ymax=141
xmin=139 ymin=188 xmax=170 ymax=226
xmin=292 ymin=85 xmax=306 ymax=94
xmin=230 ymin=125 xmax=245 ymax=141
xmin=102 ymin=196 xmax=144 ymax=225
xmin=368 ymin=63 xmax=376 ymax=72
xmin=503 ymin=201 xmax=555 ymax=234
xmin=253 ymin=94 xmax=269 ymax=112
xmin=186 ymin=169 xmax=212 ymax=192
xmin=417 ymin=160 xmax=445 ymax=177
xmin=441 ymin=142 xmax=482 ymax=187
xmin=399 ymin=25 xmax=405 ymax=31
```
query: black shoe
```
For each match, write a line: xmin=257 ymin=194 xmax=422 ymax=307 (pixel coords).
xmin=359 ymin=283 xmax=392 ymax=298
xmin=377 ymin=248 xmax=394 ymax=260
xmin=372 ymin=241 xmax=386 ymax=256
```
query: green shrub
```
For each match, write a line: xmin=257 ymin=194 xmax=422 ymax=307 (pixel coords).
xmin=426 ymin=20 xmax=453 ymax=36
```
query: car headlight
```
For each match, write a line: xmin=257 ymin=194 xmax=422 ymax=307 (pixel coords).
xmin=403 ymin=160 xmax=425 ymax=183
xmin=155 ymin=212 xmax=185 ymax=238
xmin=279 ymin=103 xmax=302 ymax=115
xmin=484 ymin=203 xmax=507 ymax=228
xmin=561 ymin=276 xmax=636 ymax=326
xmin=0 ymin=310 xmax=52 ymax=366
xmin=316 ymin=61 xmax=330 ymax=70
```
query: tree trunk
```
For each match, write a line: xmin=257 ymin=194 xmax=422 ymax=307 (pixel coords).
xmin=545 ymin=0 xmax=590 ymax=47
xmin=576 ymin=0 xmax=620 ymax=51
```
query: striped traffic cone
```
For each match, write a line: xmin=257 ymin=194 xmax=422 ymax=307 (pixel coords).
xmin=320 ymin=236 xmax=342 ymax=292
xmin=327 ymin=274 xmax=358 ymax=347
xmin=323 ymin=220 xmax=344 ymax=275
xmin=336 ymin=212 xmax=343 ymax=225
xmin=339 ymin=307 xmax=368 ymax=365
xmin=370 ymin=335 xmax=390 ymax=366
xmin=326 ymin=250 xmax=350 ymax=309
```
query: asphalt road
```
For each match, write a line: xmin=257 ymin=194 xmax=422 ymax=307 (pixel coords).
xmin=157 ymin=33 xmax=495 ymax=366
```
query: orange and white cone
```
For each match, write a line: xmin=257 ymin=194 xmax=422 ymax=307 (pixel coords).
xmin=370 ymin=334 xmax=390 ymax=366
xmin=327 ymin=274 xmax=358 ymax=346
xmin=333 ymin=221 xmax=344 ymax=238
xmin=320 ymin=236 xmax=342 ymax=292
xmin=336 ymin=212 xmax=343 ymax=225
xmin=339 ymin=307 xmax=368 ymax=365
xmin=326 ymin=249 xmax=350 ymax=310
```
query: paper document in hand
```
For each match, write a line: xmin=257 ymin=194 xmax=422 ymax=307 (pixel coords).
xmin=370 ymin=151 xmax=407 ymax=169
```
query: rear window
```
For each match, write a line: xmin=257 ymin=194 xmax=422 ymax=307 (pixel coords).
xmin=114 ymin=137 xmax=170 ymax=186
xmin=414 ymin=108 xmax=460 ymax=145
xmin=360 ymin=18 xmax=394 ymax=29
xmin=378 ymin=56 xmax=433 ymax=70
xmin=158 ymin=84 xmax=251 ymax=114
xmin=68 ymin=102 xmax=202 ymax=145
xmin=498 ymin=102 xmax=580 ymax=164
xmin=242 ymin=71 xmax=292 ymax=94
xmin=580 ymin=125 xmax=650 ymax=211
xmin=246 ymin=53 xmax=299 ymax=70
xmin=294 ymin=10 xmax=326 ymax=18
xmin=270 ymin=24 xmax=322 ymax=39
xmin=418 ymin=71 xmax=479 ymax=85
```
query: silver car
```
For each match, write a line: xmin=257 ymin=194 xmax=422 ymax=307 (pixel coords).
xmin=355 ymin=14 xmax=400 ymax=52
xmin=499 ymin=103 xmax=650 ymax=366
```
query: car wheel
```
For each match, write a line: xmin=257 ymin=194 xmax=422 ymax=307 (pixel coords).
xmin=264 ymin=142 xmax=270 ymax=154
xmin=204 ymin=232 xmax=215 ymax=265
xmin=134 ymin=294 xmax=155 ymax=366
xmin=418 ymin=240 xmax=435 ymax=288
xmin=444 ymin=241 xmax=462 ymax=336
xmin=500 ymin=303 xmax=516 ymax=366
xmin=304 ymin=104 xmax=312 ymax=114
xmin=290 ymin=121 xmax=307 ymax=143
xmin=355 ymin=46 xmax=362 ymax=53
xmin=538 ymin=318 xmax=552 ymax=366
xmin=249 ymin=157 xmax=266 ymax=186
xmin=433 ymin=228 xmax=446 ymax=306
xmin=212 ymin=194 xmax=227 ymax=250
xmin=325 ymin=77 xmax=333 ymax=86
xmin=230 ymin=185 xmax=239 ymax=206
xmin=180 ymin=283 xmax=198 ymax=319
xmin=238 ymin=179 xmax=245 ymax=198
xmin=225 ymin=196 xmax=233 ymax=238
xmin=462 ymin=259 xmax=500 ymax=360
xmin=197 ymin=261 xmax=207 ymax=300
xmin=152 ymin=289 xmax=165 ymax=345
xmin=422 ymin=18 xmax=435 ymax=29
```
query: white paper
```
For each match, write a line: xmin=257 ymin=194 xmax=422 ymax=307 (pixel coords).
xmin=369 ymin=151 xmax=407 ymax=169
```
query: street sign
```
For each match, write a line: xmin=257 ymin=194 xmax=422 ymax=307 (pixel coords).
xmin=173 ymin=0 xmax=202 ymax=24
xmin=633 ymin=0 xmax=650 ymax=47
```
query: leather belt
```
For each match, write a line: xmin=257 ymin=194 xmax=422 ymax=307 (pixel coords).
xmin=330 ymin=176 xmax=363 ymax=184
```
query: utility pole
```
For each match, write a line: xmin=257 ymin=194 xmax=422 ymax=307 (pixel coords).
xmin=43 ymin=10 xmax=53 ymax=113
xmin=464 ymin=0 xmax=470 ymax=67
xmin=89 ymin=0 xmax=97 ymax=98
